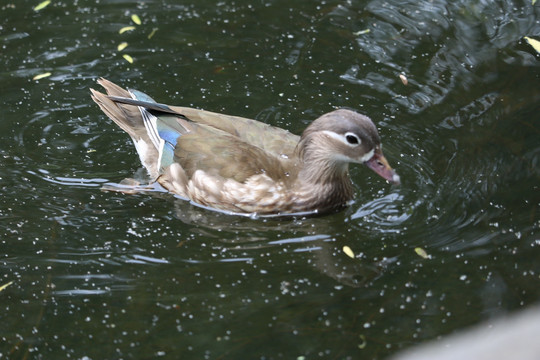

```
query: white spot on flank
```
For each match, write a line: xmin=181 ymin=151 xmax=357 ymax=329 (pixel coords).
xmin=133 ymin=138 xmax=149 ymax=160
xmin=133 ymin=137 xmax=156 ymax=174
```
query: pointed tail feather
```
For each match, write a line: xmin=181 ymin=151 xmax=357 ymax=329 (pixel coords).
xmin=90 ymin=88 xmax=139 ymax=138
xmin=90 ymin=78 xmax=146 ymax=139
xmin=90 ymin=78 xmax=161 ymax=179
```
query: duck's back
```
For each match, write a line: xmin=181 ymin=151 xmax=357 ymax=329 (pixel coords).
xmin=168 ymin=106 xmax=300 ymax=160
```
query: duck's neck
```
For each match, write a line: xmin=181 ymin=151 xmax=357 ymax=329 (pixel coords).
xmin=294 ymin=146 xmax=355 ymax=211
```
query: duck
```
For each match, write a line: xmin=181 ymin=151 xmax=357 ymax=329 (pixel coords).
xmin=90 ymin=78 xmax=400 ymax=215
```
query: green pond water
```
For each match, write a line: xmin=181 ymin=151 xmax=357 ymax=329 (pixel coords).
xmin=1 ymin=0 xmax=539 ymax=358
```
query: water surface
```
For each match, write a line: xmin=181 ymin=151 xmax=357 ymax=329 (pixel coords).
xmin=1 ymin=0 xmax=539 ymax=358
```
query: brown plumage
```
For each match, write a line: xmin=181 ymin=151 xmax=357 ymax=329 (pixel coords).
xmin=90 ymin=78 xmax=399 ymax=215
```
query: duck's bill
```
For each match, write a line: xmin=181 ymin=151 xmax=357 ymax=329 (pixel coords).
xmin=365 ymin=152 xmax=401 ymax=185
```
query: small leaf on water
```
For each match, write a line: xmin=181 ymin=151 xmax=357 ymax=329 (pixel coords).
xmin=34 ymin=0 xmax=51 ymax=11
xmin=131 ymin=14 xmax=141 ymax=25
xmin=399 ymin=74 xmax=408 ymax=86
xmin=533 ymin=0 xmax=537 ymax=5
xmin=353 ymin=29 xmax=370 ymax=36
xmin=117 ymin=42 xmax=128 ymax=51
xmin=343 ymin=245 xmax=355 ymax=259
xmin=415 ymin=247 xmax=430 ymax=259
xmin=0 ymin=281 xmax=14 ymax=292
xmin=147 ymin=28 xmax=158 ymax=39
xmin=33 ymin=72 xmax=51 ymax=80
xmin=524 ymin=36 xmax=540 ymax=54
xmin=119 ymin=26 xmax=136 ymax=34
xmin=358 ymin=334 xmax=367 ymax=349
xmin=122 ymin=54 xmax=134 ymax=64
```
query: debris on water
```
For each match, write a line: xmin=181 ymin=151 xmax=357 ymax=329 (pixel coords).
xmin=358 ymin=334 xmax=367 ymax=349
xmin=131 ymin=14 xmax=141 ymax=25
xmin=414 ymin=247 xmax=430 ymax=259
xmin=400 ymin=74 xmax=408 ymax=86
xmin=148 ymin=28 xmax=158 ymax=39
xmin=33 ymin=0 xmax=51 ymax=11
xmin=524 ymin=36 xmax=540 ymax=53
xmin=353 ymin=29 xmax=371 ymax=36
xmin=343 ymin=245 xmax=355 ymax=259
xmin=119 ymin=26 xmax=136 ymax=34
xmin=0 ymin=281 xmax=14 ymax=292
xmin=33 ymin=72 xmax=51 ymax=80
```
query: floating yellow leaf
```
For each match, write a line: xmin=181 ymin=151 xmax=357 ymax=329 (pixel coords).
xmin=524 ymin=36 xmax=540 ymax=54
xmin=414 ymin=247 xmax=429 ymax=259
xmin=353 ymin=29 xmax=370 ymax=36
xmin=147 ymin=28 xmax=158 ymax=39
xmin=122 ymin=54 xmax=134 ymax=64
xmin=399 ymin=74 xmax=408 ymax=86
xmin=33 ymin=72 xmax=51 ymax=80
xmin=0 ymin=281 xmax=13 ymax=292
xmin=131 ymin=14 xmax=141 ymax=25
xmin=117 ymin=42 xmax=128 ymax=51
xmin=34 ymin=0 xmax=51 ymax=11
xmin=533 ymin=0 xmax=537 ymax=5
xmin=119 ymin=26 xmax=136 ymax=34
xmin=358 ymin=334 xmax=367 ymax=349
xmin=343 ymin=245 xmax=355 ymax=259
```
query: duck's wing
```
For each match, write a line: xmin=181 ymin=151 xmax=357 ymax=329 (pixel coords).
xmin=171 ymin=123 xmax=297 ymax=184
xmin=106 ymin=94 xmax=300 ymax=159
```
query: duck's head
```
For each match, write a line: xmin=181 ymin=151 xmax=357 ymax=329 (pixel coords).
xmin=299 ymin=109 xmax=400 ymax=185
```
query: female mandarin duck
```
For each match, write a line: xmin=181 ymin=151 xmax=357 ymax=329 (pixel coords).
xmin=91 ymin=78 xmax=399 ymax=215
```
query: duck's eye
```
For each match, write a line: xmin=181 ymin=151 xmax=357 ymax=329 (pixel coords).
xmin=345 ymin=133 xmax=360 ymax=145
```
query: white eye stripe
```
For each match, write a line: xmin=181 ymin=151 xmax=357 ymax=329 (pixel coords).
xmin=321 ymin=130 xmax=362 ymax=147
xmin=358 ymin=148 xmax=375 ymax=163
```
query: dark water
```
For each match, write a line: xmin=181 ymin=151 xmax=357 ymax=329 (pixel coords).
xmin=1 ymin=0 xmax=539 ymax=358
